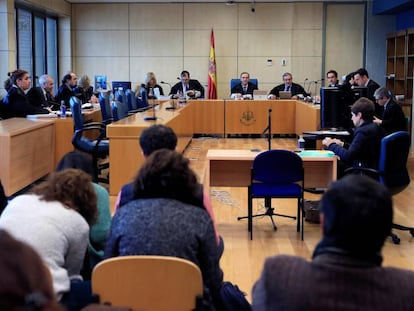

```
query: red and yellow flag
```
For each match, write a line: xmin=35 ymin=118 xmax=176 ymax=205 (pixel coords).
xmin=208 ymin=29 xmax=217 ymax=99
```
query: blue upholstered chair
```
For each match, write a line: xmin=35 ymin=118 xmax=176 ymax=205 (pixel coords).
xmin=98 ymin=91 xmax=113 ymax=125
xmin=230 ymin=78 xmax=258 ymax=91
xmin=345 ymin=131 xmax=414 ymax=244
xmin=111 ymin=100 xmax=129 ymax=122
xmin=238 ymin=150 xmax=304 ymax=240
xmin=70 ymin=96 xmax=109 ymax=183
xmin=126 ymin=89 xmax=138 ymax=111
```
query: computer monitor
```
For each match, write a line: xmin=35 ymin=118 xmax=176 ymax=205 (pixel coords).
xmin=350 ymin=86 xmax=368 ymax=101
xmin=320 ymin=87 xmax=353 ymax=130
xmin=112 ymin=81 xmax=132 ymax=93
xmin=94 ymin=75 xmax=107 ymax=91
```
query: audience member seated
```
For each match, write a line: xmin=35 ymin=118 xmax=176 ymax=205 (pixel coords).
xmin=105 ymin=149 xmax=223 ymax=309
xmin=0 ymin=229 xmax=64 ymax=311
xmin=56 ymin=151 xmax=111 ymax=279
xmin=170 ymin=70 xmax=204 ymax=99
xmin=27 ymin=74 xmax=58 ymax=109
xmin=252 ymin=174 xmax=414 ymax=310
xmin=0 ymin=169 xmax=97 ymax=311
xmin=55 ymin=72 xmax=78 ymax=108
xmin=143 ymin=72 xmax=164 ymax=99
xmin=114 ymin=124 xmax=221 ymax=250
xmin=322 ymin=97 xmax=384 ymax=176
xmin=230 ymin=71 xmax=258 ymax=97
xmin=373 ymin=87 xmax=407 ymax=135
xmin=268 ymin=72 xmax=308 ymax=99
xmin=2 ymin=69 xmax=50 ymax=118
xmin=74 ymin=75 xmax=99 ymax=104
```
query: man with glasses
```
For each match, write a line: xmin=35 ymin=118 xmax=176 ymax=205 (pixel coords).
xmin=268 ymin=72 xmax=308 ymax=99
xmin=373 ymin=87 xmax=407 ymax=135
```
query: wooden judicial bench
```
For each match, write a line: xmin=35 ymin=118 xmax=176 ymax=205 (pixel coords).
xmin=107 ymin=99 xmax=321 ymax=195
xmin=0 ymin=100 xmax=320 ymax=196
xmin=0 ymin=107 xmax=102 ymax=196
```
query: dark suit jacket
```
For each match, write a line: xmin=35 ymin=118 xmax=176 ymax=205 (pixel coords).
xmin=2 ymin=86 xmax=49 ymax=118
xmin=252 ymin=253 xmax=414 ymax=311
xmin=27 ymin=86 xmax=56 ymax=109
xmin=170 ymin=79 xmax=205 ymax=98
xmin=366 ymin=79 xmax=382 ymax=116
xmin=231 ymin=81 xmax=258 ymax=95
xmin=327 ymin=121 xmax=384 ymax=169
xmin=269 ymin=82 xmax=308 ymax=97
xmin=55 ymin=84 xmax=75 ymax=108
xmin=381 ymin=99 xmax=407 ymax=135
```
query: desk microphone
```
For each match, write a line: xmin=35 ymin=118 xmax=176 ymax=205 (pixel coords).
xmin=144 ymin=104 xmax=157 ymax=121
xmin=160 ymin=81 xmax=172 ymax=88
xmin=303 ymin=78 xmax=308 ymax=91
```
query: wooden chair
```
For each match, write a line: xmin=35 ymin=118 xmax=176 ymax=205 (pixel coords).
xmin=91 ymin=256 xmax=204 ymax=311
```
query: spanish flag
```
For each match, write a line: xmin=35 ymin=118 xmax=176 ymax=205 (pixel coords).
xmin=208 ymin=29 xmax=217 ymax=99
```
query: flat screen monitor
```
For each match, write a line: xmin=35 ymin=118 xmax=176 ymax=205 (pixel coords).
xmin=320 ymin=87 xmax=353 ymax=130
xmin=350 ymin=86 xmax=368 ymax=101
xmin=94 ymin=75 xmax=107 ymax=91
xmin=112 ymin=81 xmax=131 ymax=93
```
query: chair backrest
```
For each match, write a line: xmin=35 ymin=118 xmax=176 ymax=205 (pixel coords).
xmin=252 ymin=150 xmax=303 ymax=183
xmin=115 ymin=89 xmax=127 ymax=107
xmin=125 ymin=89 xmax=138 ymax=111
xmin=379 ymin=131 xmax=410 ymax=192
xmin=70 ymin=96 xmax=84 ymax=131
xmin=230 ymin=78 xmax=258 ymax=91
xmin=92 ymin=255 xmax=203 ymax=311
xmin=111 ymin=100 xmax=129 ymax=122
xmin=99 ymin=91 xmax=113 ymax=124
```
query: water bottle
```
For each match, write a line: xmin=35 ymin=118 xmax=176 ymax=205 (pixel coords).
xmin=298 ymin=135 xmax=305 ymax=151
xmin=60 ymin=100 xmax=66 ymax=119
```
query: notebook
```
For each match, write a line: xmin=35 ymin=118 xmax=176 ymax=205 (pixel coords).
xmin=279 ymin=91 xmax=292 ymax=99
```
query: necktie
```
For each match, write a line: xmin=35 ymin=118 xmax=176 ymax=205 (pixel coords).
xmin=243 ymin=86 xmax=247 ymax=94
xmin=285 ymin=85 xmax=291 ymax=92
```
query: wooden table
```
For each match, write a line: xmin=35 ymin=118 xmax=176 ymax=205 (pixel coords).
xmin=106 ymin=101 xmax=193 ymax=195
xmin=204 ymin=149 xmax=337 ymax=194
xmin=0 ymin=118 xmax=55 ymax=196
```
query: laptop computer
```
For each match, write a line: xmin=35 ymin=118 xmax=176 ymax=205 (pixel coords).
xmin=253 ymin=90 xmax=268 ymax=100
xmin=279 ymin=91 xmax=292 ymax=99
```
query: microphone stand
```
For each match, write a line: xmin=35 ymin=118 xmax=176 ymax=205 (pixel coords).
xmin=144 ymin=105 xmax=157 ymax=121
xmin=161 ymin=81 xmax=177 ymax=110
xmin=261 ymin=109 xmax=272 ymax=150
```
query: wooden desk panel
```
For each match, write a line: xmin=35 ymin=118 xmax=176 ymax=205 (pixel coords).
xmin=191 ymin=100 xmax=225 ymax=134
xmin=0 ymin=118 xmax=55 ymax=196
xmin=107 ymin=102 xmax=193 ymax=195
xmin=225 ymin=100 xmax=295 ymax=134
xmin=204 ymin=149 xmax=337 ymax=194
xmin=295 ymin=101 xmax=320 ymax=135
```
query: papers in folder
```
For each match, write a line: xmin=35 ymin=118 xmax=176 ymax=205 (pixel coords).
xmin=304 ymin=130 xmax=350 ymax=136
xmin=299 ymin=150 xmax=335 ymax=157
xmin=26 ymin=113 xmax=58 ymax=119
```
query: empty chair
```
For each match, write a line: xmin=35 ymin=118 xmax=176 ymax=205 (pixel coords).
xmin=98 ymin=91 xmax=113 ymax=125
xmin=92 ymin=255 xmax=204 ymax=311
xmin=238 ymin=149 xmax=304 ymax=240
xmin=125 ymin=89 xmax=138 ymax=111
xmin=111 ymin=100 xmax=129 ymax=121
xmin=70 ymin=96 xmax=109 ymax=183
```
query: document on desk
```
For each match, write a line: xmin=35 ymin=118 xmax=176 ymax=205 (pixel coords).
xmin=299 ymin=150 xmax=335 ymax=157
xmin=26 ymin=113 xmax=58 ymax=119
xmin=303 ymin=130 xmax=350 ymax=136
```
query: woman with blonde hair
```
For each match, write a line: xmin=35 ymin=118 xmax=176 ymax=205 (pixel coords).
xmin=75 ymin=75 xmax=98 ymax=103
xmin=143 ymin=71 xmax=164 ymax=98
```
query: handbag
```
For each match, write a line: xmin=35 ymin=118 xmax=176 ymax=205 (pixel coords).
xmin=219 ymin=282 xmax=251 ymax=311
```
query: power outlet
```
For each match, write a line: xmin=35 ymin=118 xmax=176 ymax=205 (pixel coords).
xmin=281 ymin=58 xmax=286 ymax=66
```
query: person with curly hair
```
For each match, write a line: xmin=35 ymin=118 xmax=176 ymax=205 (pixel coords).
xmin=0 ymin=169 xmax=97 ymax=311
